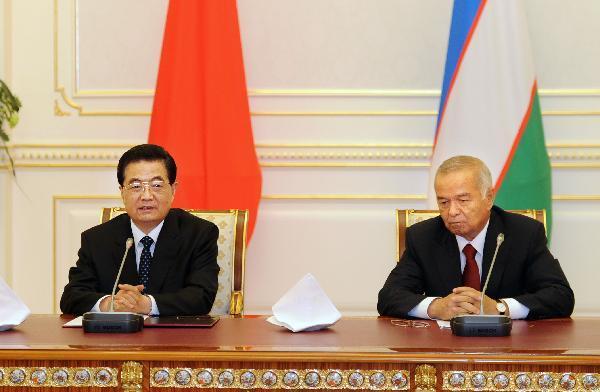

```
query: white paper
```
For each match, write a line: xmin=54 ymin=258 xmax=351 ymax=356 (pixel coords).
xmin=267 ymin=273 xmax=341 ymax=332
xmin=63 ymin=316 xmax=84 ymax=327
xmin=0 ymin=276 xmax=31 ymax=331
xmin=437 ymin=320 xmax=451 ymax=329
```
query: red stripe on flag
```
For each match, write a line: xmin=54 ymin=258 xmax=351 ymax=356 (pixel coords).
xmin=433 ymin=0 xmax=488 ymax=150
xmin=494 ymin=81 xmax=537 ymax=190
xmin=149 ymin=0 xmax=262 ymax=241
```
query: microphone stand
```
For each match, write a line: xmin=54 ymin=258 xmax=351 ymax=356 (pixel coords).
xmin=450 ymin=233 xmax=512 ymax=337
xmin=82 ymin=238 xmax=144 ymax=333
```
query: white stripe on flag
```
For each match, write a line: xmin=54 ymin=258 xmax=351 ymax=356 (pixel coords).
xmin=429 ymin=0 xmax=536 ymax=207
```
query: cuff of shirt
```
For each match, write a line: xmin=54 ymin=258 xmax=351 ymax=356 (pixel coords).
xmin=147 ymin=294 xmax=159 ymax=316
xmin=90 ymin=295 xmax=109 ymax=312
xmin=503 ymin=298 xmax=529 ymax=319
xmin=407 ymin=297 xmax=438 ymax=319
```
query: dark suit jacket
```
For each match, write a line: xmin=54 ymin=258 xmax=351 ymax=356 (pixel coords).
xmin=377 ymin=206 xmax=574 ymax=319
xmin=60 ymin=208 xmax=219 ymax=316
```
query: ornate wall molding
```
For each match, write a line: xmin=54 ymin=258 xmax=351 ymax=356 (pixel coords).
xmin=2 ymin=143 xmax=600 ymax=168
xmin=248 ymin=88 xmax=600 ymax=98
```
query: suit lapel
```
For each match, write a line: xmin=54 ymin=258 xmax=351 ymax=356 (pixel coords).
xmin=436 ymin=221 xmax=463 ymax=292
xmin=481 ymin=208 xmax=508 ymax=294
xmin=112 ymin=215 xmax=138 ymax=285
xmin=146 ymin=210 xmax=179 ymax=293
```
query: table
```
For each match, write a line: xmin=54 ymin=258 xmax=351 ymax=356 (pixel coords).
xmin=0 ymin=315 xmax=599 ymax=391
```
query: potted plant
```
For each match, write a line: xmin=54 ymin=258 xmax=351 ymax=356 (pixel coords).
xmin=0 ymin=79 xmax=21 ymax=174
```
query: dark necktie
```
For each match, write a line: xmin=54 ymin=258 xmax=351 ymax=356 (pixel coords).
xmin=462 ymin=244 xmax=481 ymax=291
xmin=139 ymin=236 xmax=154 ymax=290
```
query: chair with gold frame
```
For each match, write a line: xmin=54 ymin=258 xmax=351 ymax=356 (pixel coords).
xmin=395 ymin=209 xmax=546 ymax=261
xmin=101 ymin=207 xmax=248 ymax=316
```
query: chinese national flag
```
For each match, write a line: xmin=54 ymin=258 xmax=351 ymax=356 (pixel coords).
xmin=149 ymin=0 xmax=262 ymax=240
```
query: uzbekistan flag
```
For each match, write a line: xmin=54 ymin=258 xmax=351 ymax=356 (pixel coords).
xmin=428 ymin=0 xmax=552 ymax=235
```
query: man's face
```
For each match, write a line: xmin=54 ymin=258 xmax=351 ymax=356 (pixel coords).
xmin=434 ymin=168 xmax=493 ymax=241
xmin=120 ymin=160 xmax=177 ymax=234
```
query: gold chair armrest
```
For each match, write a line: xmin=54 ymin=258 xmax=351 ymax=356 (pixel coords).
xmin=229 ymin=291 xmax=244 ymax=316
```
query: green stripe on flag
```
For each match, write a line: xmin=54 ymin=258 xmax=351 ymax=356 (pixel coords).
xmin=494 ymin=92 xmax=552 ymax=238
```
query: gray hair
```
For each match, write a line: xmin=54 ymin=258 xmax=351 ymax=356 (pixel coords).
xmin=435 ymin=155 xmax=493 ymax=197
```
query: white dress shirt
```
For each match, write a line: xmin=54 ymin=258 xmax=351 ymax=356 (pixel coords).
xmin=90 ymin=220 xmax=164 ymax=315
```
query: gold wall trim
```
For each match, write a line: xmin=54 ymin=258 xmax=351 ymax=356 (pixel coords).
xmin=74 ymin=89 xmax=154 ymax=97
xmin=3 ymin=144 xmax=600 ymax=169
xmin=14 ymin=163 xmax=118 ymax=168
xmin=3 ymin=162 xmax=600 ymax=170
xmin=544 ymin=110 xmax=600 ymax=116
xmin=11 ymin=143 xmax=135 ymax=149
xmin=262 ymin=194 xmax=427 ymax=200
xmin=248 ymin=88 xmax=600 ymax=98
xmin=251 ymin=110 xmax=437 ymax=117
xmin=260 ymin=162 xmax=429 ymax=168
xmin=258 ymin=142 xmax=600 ymax=149
xmin=553 ymin=195 xmax=600 ymax=201
xmin=54 ymin=100 xmax=71 ymax=116
xmin=262 ymin=194 xmax=600 ymax=201
xmin=251 ymin=110 xmax=600 ymax=117
xmin=249 ymin=88 xmax=439 ymax=97
xmin=256 ymin=143 xmax=433 ymax=148
xmin=5 ymin=142 xmax=600 ymax=150
xmin=66 ymin=87 xmax=600 ymax=99
xmin=539 ymin=88 xmax=600 ymax=97
xmin=552 ymin=162 xmax=600 ymax=168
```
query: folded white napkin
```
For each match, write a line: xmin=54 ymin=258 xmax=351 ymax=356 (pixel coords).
xmin=267 ymin=273 xmax=341 ymax=332
xmin=0 ymin=276 xmax=30 ymax=331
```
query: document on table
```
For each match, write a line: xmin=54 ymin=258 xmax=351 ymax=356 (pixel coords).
xmin=0 ymin=276 xmax=30 ymax=331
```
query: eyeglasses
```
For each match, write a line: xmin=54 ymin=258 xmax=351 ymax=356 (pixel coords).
xmin=123 ymin=180 xmax=170 ymax=194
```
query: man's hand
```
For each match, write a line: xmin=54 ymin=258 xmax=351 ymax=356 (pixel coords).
xmin=427 ymin=287 xmax=501 ymax=320
xmin=99 ymin=284 xmax=152 ymax=314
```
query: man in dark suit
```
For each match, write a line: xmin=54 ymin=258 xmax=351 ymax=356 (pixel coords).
xmin=60 ymin=144 xmax=219 ymax=316
xmin=378 ymin=155 xmax=573 ymax=320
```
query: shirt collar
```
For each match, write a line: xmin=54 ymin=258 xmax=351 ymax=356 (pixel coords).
xmin=130 ymin=220 xmax=164 ymax=246
xmin=455 ymin=219 xmax=490 ymax=255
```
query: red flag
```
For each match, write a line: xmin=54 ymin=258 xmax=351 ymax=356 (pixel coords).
xmin=149 ymin=0 xmax=262 ymax=240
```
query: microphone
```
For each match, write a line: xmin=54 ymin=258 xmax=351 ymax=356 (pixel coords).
xmin=450 ymin=233 xmax=512 ymax=337
xmin=110 ymin=238 xmax=134 ymax=312
xmin=82 ymin=238 xmax=144 ymax=333
xmin=479 ymin=233 xmax=504 ymax=314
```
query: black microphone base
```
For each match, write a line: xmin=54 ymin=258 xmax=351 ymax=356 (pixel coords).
xmin=82 ymin=312 xmax=144 ymax=333
xmin=450 ymin=315 xmax=512 ymax=337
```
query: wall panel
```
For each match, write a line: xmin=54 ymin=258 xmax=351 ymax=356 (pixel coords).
xmin=0 ymin=171 xmax=10 ymax=282
xmin=54 ymin=196 xmax=121 ymax=312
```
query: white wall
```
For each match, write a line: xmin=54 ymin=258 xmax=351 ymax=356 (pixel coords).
xmin=2 ymin=0 xmax=600 ymax=315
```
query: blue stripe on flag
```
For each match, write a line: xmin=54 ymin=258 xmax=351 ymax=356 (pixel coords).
xmin=436 ymin=0 xmax=483 ymax=128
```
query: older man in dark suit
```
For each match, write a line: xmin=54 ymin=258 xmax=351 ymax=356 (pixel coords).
xmin=60 ymin=144 xmax=219 ymax=316
xmin=378 ymin=155 xmax=573 ymax=320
